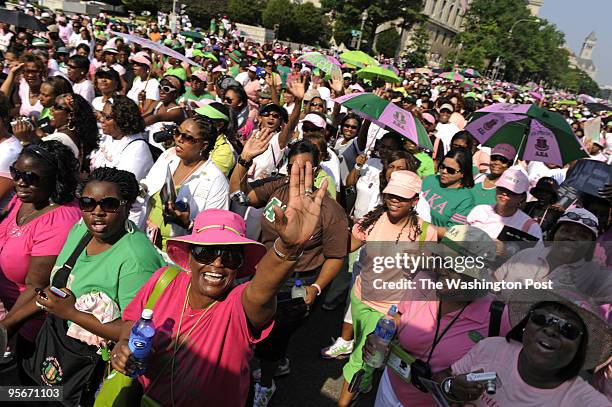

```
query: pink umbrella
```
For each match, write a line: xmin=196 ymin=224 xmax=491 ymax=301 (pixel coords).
xmin=111 ymin=31 xmax=201 ymax=67
xmin=528 ymin=91 xmax=543 ymax=101
xmin=380 ymin=63 xmax=399 ymax=75
xmin=327 ymin=55 xmax=342 ymax=67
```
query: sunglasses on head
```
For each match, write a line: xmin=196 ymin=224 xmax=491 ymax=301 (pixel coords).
xmin=491 ymin=155 xmax=511 ymax=165
xmin=173 ymin=128 xmax=203 ymax=144
xmin=438 ymin=163 xmax=461 ymax=175
xmin=10 ymin=165 xmax=43 ymax=185
xmin=529 ymin=309 xmax=583 ymax=341
xmin=190 ymin=245 xmax=244 ymax=269
xmin=78 ymin=196 xmax=127 ymax=213
xmin=160 ymin=84 xmax=177 ymax=93
xmin=560 ymin=212 xmax=598 ymax=228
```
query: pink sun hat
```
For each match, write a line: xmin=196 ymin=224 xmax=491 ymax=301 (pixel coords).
xmin=166 ymin=209 xmax=267 ymax=278
xmin=382 ymin=170 xmax=422 ymax=199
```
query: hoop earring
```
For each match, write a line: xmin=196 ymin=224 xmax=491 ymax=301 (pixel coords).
xmin=67 ymin=117 xmax=76 ymax=132
xmin=125 ymin=219 xmax=134 ymax=233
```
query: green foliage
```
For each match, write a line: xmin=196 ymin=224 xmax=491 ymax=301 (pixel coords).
xmin=375 ymin=28 xmax=400 ymax=58
xmin=291 ymin=3 xmax=326 ymax=44
xmin=558 ymin=68 xmax=601 ymax=96
xmin=403 ymin=23 xmax=430 ymax=67
xmin=228 ymin=0 xmax=264 ymax=26
xmin=262 ymin=0 xmax=294 ymax=39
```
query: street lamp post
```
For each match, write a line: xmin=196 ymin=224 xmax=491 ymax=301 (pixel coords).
xmin=357 ymin=10 xmax=368 ymax=51
xmin=453 ymin=42 xmax=463 ymax=69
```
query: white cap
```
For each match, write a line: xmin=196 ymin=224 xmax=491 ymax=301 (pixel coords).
xmin=141 ymin=309 xmax=154 ymax=319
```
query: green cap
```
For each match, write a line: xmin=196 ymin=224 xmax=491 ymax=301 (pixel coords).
xmin=229 ymin=50 xmax=241 ymax=63
xmin=163 ymin=38 xmax=173 ymax=46
xmin=465 ymin=91 xmax=477 ymax=99
xmin=194 ymin=43 xmax=204 ymax=49
xmin=192 ymin=49 xmax=204 ymax=58
xmin=195 ymin=104 xmax=230 ymax=122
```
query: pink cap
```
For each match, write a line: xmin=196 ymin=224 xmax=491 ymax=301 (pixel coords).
xmin=382 ymin=170 xmax=422 ymax=199
xmin=191 ymin=70 xmax=208 ymax=82
xmin=491 ymin=143 xmax=516 ymax=161
xmin=421 ymin=113 xmax=435 ymax=125
xmin=300 ymin=113 xmax=326 ymax=129
xmin=496 ymin=169 xmax=529 ymax=194
xmin=129 ymin=52 xmax=151 ymax=67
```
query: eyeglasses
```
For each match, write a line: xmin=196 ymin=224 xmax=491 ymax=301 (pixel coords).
xmin=265 ymin=64 xmax=274 ymax=68
xmin=174 ymin=129 xmax=203 ymax=144
xmin=78 ymin=196 xmax=127 ymax=213
xmin=10 ymin=165 xmax=43 ymax=185
xmin=261 ymin=112 xmax=281 ymax=119
xmin=223 ymin=97 xmax=234 ymax=104
xmin=560 ymin=212 xmax=598 ymax=228
xmin=438 ymin=163 xmax=462 ymax=175
xmin=490 ymin=155 xmax=511 ymax=165
xmin=160 ymin=85 xmax=177 ymax=93
xmin=309 ymin=102 xmax=324 ymax=108
xmin=66 ymin=64 xmax=80 ymax=70
xmin=343 ymin=124 xmax=359 ymax=130
xmin=529 ymin=310 xmax=583 ymax=341
xmin=496 ymin=187 xmax=521 ymax=198
xmin=190 ymin=245 xmax=244 ymax=269
xmin=52 ymin=103 xmax=71 ymax=113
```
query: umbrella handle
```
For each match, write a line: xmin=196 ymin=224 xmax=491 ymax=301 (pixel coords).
xmin=515 ymin=131 xmax=527 ymax=166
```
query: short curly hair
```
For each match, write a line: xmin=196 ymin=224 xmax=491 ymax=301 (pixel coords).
xmin=79 ymin=167 xmax=139 ymax=205
xmin=110 ymin=95 xmax=146 ymax=135
xmin=17 ymin=140 xmax=79 ymax=204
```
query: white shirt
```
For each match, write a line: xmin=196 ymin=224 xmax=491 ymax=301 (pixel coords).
xmin=18 ymin=79 xmax=43 ymax=118
xmin=526 ymin=161 xmax=567 ymax=188
xmin=467 ymin=204 xmax=542 ymax=240
xmin=353 ymin=157 xmax=383 ymax=219
xmin=72 ymin=79 xmax=95 ymax=103
xmin=0 ymin=31 xmax=13 ymax=52
xmin=235 ymin=71 xmax=250 ymax=87
xmin=127 ymin=77 xmax=160 ymax=104
xmin=89 ymin=133 xmax=154 ymax=181
xmin=130 ymin=148 xmax=229 ymax=235
xmin=0 ymin=136 xmax=22 ymax=210
xmin=249 ymin=132 xmax=283 ymax=181
xmin=435 ymin=122 xmax=461 ymax=155
xmin=321 ymin=147 xmax=341 ymax=191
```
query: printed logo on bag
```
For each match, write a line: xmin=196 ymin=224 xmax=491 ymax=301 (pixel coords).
xmin=41 ymin=356 xmax=64 ymax=385
xmin=263 ymin=197 xmax=285 ymax=223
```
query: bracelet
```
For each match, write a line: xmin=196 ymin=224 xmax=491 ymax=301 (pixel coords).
xmin=354 ymin=164 xmax=363 ymax=171
xmin=441 ymin=377 xmax=463 ymax=403
xmin=273 ymin=238 xmax=303 ymax=261
xmin=311 ymin=283 xmax=322 ymax=296
xmin=237 ymin=156 xmax=253 ymax=169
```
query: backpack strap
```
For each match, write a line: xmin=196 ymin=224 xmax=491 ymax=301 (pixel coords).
xmin=432 ymin=137 xmax=441 ymax=160
xmin=521 ymin=217 xmax=537 ymax=233
xmin=488 ymin=300 xmax=506 ymax=337
xmin=145 ymin=266 xmax=180 ymax=309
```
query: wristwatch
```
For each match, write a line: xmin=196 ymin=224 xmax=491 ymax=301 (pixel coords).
xmin=237 ymin=156 xmax=253 ymax=169
xmin=442 ymin=377 xmax=454 ymax=395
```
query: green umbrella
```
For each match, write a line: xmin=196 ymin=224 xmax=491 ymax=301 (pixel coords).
xmin=339 ymin=51 xmax=379 ymax=69
xmin=180 ymin=31 xmax=206 ymax=41
xmin=355 ymin=66 xmax=401 ymax=83
xmin=202 ymin=52 xmax=218 ymax=62
xmin=296 ymin=52 xmax=342 ymax=78
xmin=557 ymin=99 xmax=577 ymax=106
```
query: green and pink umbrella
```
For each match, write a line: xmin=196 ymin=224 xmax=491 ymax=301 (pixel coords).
xmin=465 ymin=103 xmax=588 ymax=166
xmin=462 ymin=68 xmax=481 ymax=78
xmin=339 ymin=50 xmax=379 ymax=69
xmin=356 ymin=66 xmax=401 ymax=83
xmin=333 ymin=93 xmax=433 ymax=150
xmin=438 ymin=72 xmax=465 ymax=81
xmin=296 ymin=52 xmax=342 ymax=78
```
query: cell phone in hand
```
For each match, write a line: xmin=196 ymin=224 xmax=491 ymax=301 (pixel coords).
xmin=50 ymin=286 xmax=69 ymax=298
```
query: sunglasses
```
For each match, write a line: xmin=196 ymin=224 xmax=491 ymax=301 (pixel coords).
xmin=560 ymin=212 xmax=598 ymax=228
xmin=490 ymin=155 xmax=511 ymax=165
xmin=174 ymin=129 xmax=203 ymax=144
xmin=438 ymin=163 xmax=462 ymax=175
xmin=10 ymin=165 xmax=43 ymax=185
xmin=190 ymin=245 xmax=244 ymax=269
xmin=52 ymin=103 xmax=71 ymax=113
xmin=529 ymin=310 xmax=583 ymax=341
xmin=261 ymin=112 xmax=281 ymax=119
xmin=343 ymin=124 xmax=359 ymax=130
xmin=66 ymin=64 xmax=81 ymax=70
xmin=309 ymin=102 xmax=324 ymax=108
xmin=78 ymin=196 xmax=127 ymax=213
xmin=160 ymin=85 xmax=177 ymax=93
xmin=223 ymin=97 xmax=234 ymax=104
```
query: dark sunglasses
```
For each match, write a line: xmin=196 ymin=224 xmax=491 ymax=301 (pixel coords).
xmin=529 ymin=310 xmax=583 ymax=341
xmin=261 ymin=111 xmax=281 ymax=119
xmin=309 ymin=102 xmax=324 ymax=108
xmin=223 ymin=97 xmax=234 ymax=104
xmin=160 ymin=85 xmax=177 ymax=93
xmin=52 ymin=103 xmax=71 ymax=113
xmin=79 ymin=196 xmax=127 ymax=213
xmin=343 ymin=124 xmax=359 ymax=130
xmin=174 ymin=129 xmax=203 ymax=144
xmin=190 ymin=245 xmax=244 ymax=269
xmin=496 ymin=187 xmax=522 ymax=197
xmin=490 ymin=155 xmax=511 ymax=165
xmin=10 ymin=165 xmax=43 ymax=185
xmin=560 ymin=212 xmax=598 ymax=228
xmin=438 ymin=163 xmax=462 ymax=175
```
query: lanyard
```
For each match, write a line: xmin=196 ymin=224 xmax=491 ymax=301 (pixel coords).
xmin=426 ymin=302 xmax=468 ymax=364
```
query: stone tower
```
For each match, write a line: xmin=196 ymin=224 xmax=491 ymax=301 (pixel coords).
xmin=525 ymin=0 xmax=544 ymax=16
xmin=579 ymin=31 xmax=597 ymax=61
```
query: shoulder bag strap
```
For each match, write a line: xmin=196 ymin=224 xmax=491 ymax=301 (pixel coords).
xmin=521 ymin=217 xmax=537 ymax=233
xmin=488 ymin=300 xmax=506 ymax=337
xmin=145 ymin=266 xmax=180 ymax=309
xmin=52 ymin=231 xmax=93 ymax=288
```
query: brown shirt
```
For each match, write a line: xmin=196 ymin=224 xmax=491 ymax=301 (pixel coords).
xmin=252 ymin=176 xmax=349 ymax=272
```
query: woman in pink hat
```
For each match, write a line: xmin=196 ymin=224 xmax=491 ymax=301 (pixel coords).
xmin=110 ymin=162 xmax=328 ymax=407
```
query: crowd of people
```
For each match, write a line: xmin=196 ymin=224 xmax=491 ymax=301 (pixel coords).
xmin=0 ymin=5 xmax=610 ymax=407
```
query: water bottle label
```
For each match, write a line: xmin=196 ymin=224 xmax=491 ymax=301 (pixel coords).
xmin=375 ymin=325 xmax=395 ymax=341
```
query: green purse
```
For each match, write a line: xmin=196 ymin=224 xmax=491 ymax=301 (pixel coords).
xmin=94 ymin=266 xmax=180 ymax=407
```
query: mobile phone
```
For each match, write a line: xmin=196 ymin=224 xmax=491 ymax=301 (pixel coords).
xmin=50 ymin=286 xmax=69 ymax=298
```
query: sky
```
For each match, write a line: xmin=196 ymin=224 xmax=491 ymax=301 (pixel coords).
xmin=539 ymin=0 xmax=611 ymax=87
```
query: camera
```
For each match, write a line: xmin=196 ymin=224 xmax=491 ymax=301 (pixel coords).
xmin=230 ymin=191 xmax=249 ymax=206
xmin=466 ymin=372 xmax=497 ymax=395
xmin=410 ymin=359 xmax=432 ymax=393
xmin=10 ymin=116 xmax=35 ymax=130
xmin=152 ymin=124 xmax=178 ymax=143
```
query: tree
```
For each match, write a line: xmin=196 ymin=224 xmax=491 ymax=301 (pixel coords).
xmin=375 ymin=28 xmax=400 ymax=58
xmin=262 ymin=0 xmax=295 ymax=40
xmin=403 ymin=22 xmax=430 ymax=67
xmin=228 ymin=0 xmax=264 ymax=26
xmin=291 ymin=3 xmax=325 ymax=44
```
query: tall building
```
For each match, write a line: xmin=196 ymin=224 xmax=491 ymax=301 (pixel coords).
xmin=567 ymin=31 xmax=597 ymax=80
xmin=525 ymin=0 xmax=544 ymax=16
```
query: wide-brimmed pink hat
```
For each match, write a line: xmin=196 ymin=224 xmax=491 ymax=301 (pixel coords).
xmin=167 ymin=209 xmax=267 ymax=277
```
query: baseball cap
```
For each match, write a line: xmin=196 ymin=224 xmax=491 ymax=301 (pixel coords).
xmin=495 ymin=169 xmax=529 ymax=194
xmin=382 ymin=170 xmax=421 ymax=199
xmin=103 ymin=44 xmax=118 ymax=54
xmin=300 ymin=113 xmax=326 ymax=129
xmin=557 ymin=207 xmax=599 ymax=237
xmin=439 ymin=103 xmax=454 ymax=113
xmin=247 ymin=65 xmax=258 ymax=73
xmin=304 ymin=89 xmax=320 ymax=102
xmin=47 ymin=24 xmax=59 ymax=33
xmin=129 ymin=52 xmax=151 ymax=67
xmin=421 ymin=113 xmax=435 ymax=125
xmin=191 ymin=70 xmax=208 ymax=83
xmin=491 ymin=143 xmax=516 ymax=161
xmin=342 ymin=72 xmax=352 ymax=79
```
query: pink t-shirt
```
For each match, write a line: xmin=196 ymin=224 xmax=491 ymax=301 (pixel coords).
xmin=467 ymin=204 xmax=542 ymax=240
xmin=388 ymin=275 xmax=512 ymax=406
xmin=123 ymin=268 xmax=273 ymax=407
xmin=0 ymin=197 xmax=81 ymax=341
xmin=452 ymin=337 xmax=610 ymax=406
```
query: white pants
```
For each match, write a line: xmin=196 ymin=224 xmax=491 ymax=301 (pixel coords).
xmin=375 ymin=368 xmax=405 ymax=407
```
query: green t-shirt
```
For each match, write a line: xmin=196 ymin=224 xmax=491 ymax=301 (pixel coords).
xmin=315 ymin=169 xmax=337 ymax=199
xmin=471 ymin=175 xmax=497 ymax=206
xmin=165 ymin=66 xmax=187 ymax=81
xmin=421 ymin=174 xmax=475 ymax=228
xmin=39 ymin=107 xmax=52 ymax=121
xmin=277 ymin=66 xmax=291 ymax=88
xmin=51 ymin=221 xmax=165 ymax=314
xmin=414 ymin=152 xmax=435 ymax=178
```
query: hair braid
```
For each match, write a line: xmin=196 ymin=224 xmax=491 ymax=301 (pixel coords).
xmin=78 ymin=167 xmax=139 ymax=204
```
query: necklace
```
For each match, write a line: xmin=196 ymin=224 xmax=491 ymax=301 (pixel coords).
xmin=174 ymin=160 xmax=204 ymax=186
xmin=17 ymin=203 xmax=56 ymax=226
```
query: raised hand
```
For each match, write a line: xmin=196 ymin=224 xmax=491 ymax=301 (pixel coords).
xmin=272 ymin=161 xmax=327 ymax=248
xmin=287 ymin=76 xmax=306 ymax=101
xmin=330 ymin=72 xmax=344 ymax=97
xmin=241 ymin=127 xmax=273 ymax=161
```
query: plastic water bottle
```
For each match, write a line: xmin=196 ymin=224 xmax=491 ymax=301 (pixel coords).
xmin=291 ymin=279 xmax=307 ymax=299
xmin=359 ymin=305 xmax=398 ymax=392
xmin=128 ymin=309 xmax=155 ymax=377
